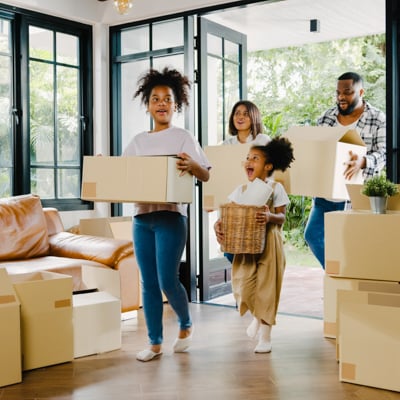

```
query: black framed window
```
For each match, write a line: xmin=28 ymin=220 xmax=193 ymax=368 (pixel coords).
xmin=0 ymin=5 xmax=93 ymax=211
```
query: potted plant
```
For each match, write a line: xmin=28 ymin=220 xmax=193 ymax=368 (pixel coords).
xmin=361 ymin=172 xmax=399 ymax=213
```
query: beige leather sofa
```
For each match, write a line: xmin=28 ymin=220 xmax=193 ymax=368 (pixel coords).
xmin=0 ymin=194 xmax=140 ymax=312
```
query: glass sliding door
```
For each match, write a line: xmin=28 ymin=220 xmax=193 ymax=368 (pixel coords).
xmin=197 ymin=17 xmax=247 ymax=301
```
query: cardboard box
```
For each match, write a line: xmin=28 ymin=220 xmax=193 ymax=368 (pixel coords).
xmin=338 ymin=290 xmax=400 ymax=391
xmin=273 ymin=126 xmax=366 ymax=200
xmin=346 ymin=183 xmax=400 ymax=211
xmin=325 ymin=211 xmax=400 ymax=281
xmin=79 ymin=216 xmax=132 ymax=240
xmin=324 ymin=275 xmax=400 ymax=339
xmin=73 ymin=291 xmax=121 ymax=358
xmin=81 ymin=156 xmax=193 ymax=203
xmin=10 ymin=271 xmax=73 ymax=371
xmin=0 ymin=269 xmax=21 ymax=387
xmin=203 ymin=144 xmax=250 ymax=210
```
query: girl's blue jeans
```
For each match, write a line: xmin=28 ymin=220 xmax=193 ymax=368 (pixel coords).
xmin=133 ymin=211 xmax=192 ymax=345
xmin=304 ymin=197 xmax=345 ymax=269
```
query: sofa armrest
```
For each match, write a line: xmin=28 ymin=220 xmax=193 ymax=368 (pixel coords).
xmin=48 ymin=232 xmax=133 ymax=268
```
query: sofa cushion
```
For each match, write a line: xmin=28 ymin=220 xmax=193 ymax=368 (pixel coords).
xmin=49 ymin=232 xmax=133 ymax=268
xmin=0 ymin=194 xmax=50 ymax=260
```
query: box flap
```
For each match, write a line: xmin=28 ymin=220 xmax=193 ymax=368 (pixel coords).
xmin=339 ymin=129 xmax=365 ymax=146
xmin=285 ymin=126 xmax=365 ymax=147
xmin=0 ymin=269 xmax=19 ymax=305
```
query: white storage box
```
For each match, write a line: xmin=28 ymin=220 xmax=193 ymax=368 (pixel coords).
xmin=73 ymin=291 xmax=121 ymax=358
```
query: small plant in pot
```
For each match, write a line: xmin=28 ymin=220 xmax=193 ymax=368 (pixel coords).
xmin=361 ymin=172 xmax=399 ymax=213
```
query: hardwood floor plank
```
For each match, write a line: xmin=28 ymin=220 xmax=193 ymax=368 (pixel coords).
xmin=1 ymin=303 xmax=400 ymax=400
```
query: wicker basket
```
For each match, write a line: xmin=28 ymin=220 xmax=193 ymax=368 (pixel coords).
xmin=220 ymin=203 xmax=266 ymax=254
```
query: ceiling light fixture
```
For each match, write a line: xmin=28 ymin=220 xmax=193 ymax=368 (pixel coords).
xmin=114 ymin=0 xmax=133 ymax=15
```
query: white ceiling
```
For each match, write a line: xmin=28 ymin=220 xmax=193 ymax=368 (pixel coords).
xmin=205 ymin=0 xmax=386 ymax=51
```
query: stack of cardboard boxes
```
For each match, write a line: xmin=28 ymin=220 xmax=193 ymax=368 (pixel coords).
xmin=324 ymin=190 xmax=400 ymax=392
xmin=0 ymin=266 xmax=122 ymax=388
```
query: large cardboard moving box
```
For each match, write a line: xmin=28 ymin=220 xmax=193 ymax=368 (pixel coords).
xmin=73 ymin=291 xmax=121 ymax=358
xmin=203 ymin=144 xmax=250 ymax=210
xmin=338 ymin=290 xmax=400 ymax=392
xmin=10 ymin=271 xmax=73 ymax=371
xmin=203 ymin=143 xmax=289 ymax=210
xmin=0 ymin=269 xmax=21 ymax=387
xmin=324 ymin=275 xmax=400 ymax=339
xmin=81 ymin=156 xmax=193 ymax=203
xmin=325 ymin=211 xmax=400 ymax=281
xmin=274 ymin=126 xmax=366 ymax=200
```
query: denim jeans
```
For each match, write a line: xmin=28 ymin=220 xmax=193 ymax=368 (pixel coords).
xmin=224 ymin=252 xmax=234 ymax=263
xmin=304 ymin=197 xmax=346 ymax=269
xmin=133 ymin=211 xmax=191 ymax=345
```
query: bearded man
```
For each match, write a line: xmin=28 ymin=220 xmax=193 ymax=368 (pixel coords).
xmin=304 ymin=71 xmax=386 ymax=268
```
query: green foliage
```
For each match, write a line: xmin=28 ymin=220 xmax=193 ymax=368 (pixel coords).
xmin=250 ymin=34 xmax=386 ymax=138
xmin=282 ymin=195 xmax=312 ymax=249
xmin=362 ymin=172 xmax=399 ymax=197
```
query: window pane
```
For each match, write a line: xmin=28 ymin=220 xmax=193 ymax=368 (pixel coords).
xmin=121 ymin=59 xmax=150 ymax=153
xmin=0 ymin=56 xmax=12 ymax=166
xmin=225 ymin=40 xmax=239 ymax=63
xmin=29 ymin=26 xmax=53 ymax=61
xmin=56 ymin=32 xmax=78 ymax=65
xmin=224 ymin=60 xmax=240 ymax=131
xmin=207 ymin=34 xmax=222 ymax=57
xmin=207 ymin=56 xmax=223 ymax=145
xmin=31 ymin=168 xmax=54 ymax=199
xmin=57 ymin=66 xmax=79 ymax=165
xmin=29 ymin=60 xmax=54 ymax=164
xmin=58 ymin=168 xmax=80 ymax=198
xmin=153 ymin=19 xmax=183 ymax=50
xmin=0 ymin=168 xmax=11 ymax=197
xmin=121 ymin=26 xmax=149 ymax=55
xmin=0 ymin=19 xmax=10 ymax=52
xmin=0 ymin=19 xmax=12 ymax=197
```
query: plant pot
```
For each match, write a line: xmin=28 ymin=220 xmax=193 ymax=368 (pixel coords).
xmin=369 ymin=196 xmax=388 ymax=214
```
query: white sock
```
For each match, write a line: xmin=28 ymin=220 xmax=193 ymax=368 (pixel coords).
xmin=246 ymin=317 xmax=260 ymax=339
xmin=254 ymin=324 xmax=272 ymax=353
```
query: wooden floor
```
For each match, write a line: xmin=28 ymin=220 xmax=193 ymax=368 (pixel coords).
xmin=2 ymin=300 xmax=400 ymax=399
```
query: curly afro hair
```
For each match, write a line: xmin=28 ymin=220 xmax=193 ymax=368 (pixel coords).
xmin=252 ymin=136 xmax=295 ymax=175
xmin=134 ymin=67 xmax=191 ymax=113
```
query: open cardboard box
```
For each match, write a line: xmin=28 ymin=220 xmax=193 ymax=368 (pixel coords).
xmin=79 ymin=216 xmax=132 ymax=240
xmin=81 ymin=156 xmax=193 ymax=203
xmin=346 ymin=183 xmax=400 ymax=211
xmin=10 ymin=271 xmax=73 ymax=371
xmin=274 ymin=126 xmax=366 ymax=200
